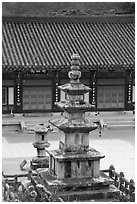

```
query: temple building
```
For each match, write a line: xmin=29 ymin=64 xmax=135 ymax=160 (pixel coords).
xmin=2 ymin=2 xmax=135 ymax=114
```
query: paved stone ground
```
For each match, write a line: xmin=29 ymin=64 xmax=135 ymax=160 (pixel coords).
xmin=2 ymin=111 xmax=135 ymax=181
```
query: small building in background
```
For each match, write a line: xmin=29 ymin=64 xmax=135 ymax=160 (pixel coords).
xmin=2 ymin=2 xmax=135 ymax=114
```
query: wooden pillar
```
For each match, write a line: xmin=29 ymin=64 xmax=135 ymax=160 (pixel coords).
xmin=15 ymin=71 xmax=22 ymax=113
xmin=131 ymin=71 xmax=135 ymax=111
xmin=126 ymin=71 xmax=133 ymax=110
xmin=55 ymin=71 xmax=59 ymax=103
xmin=53 ymin=71 xmax=60 ymax=111
xmin=90 ymin=71 xmax=97 ymax=110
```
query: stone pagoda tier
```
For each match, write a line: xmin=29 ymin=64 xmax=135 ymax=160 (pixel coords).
xmin=35 ymin=54 xmax=120 ymax=201
xmin=50 ymin=54 xmax=98 ymax=153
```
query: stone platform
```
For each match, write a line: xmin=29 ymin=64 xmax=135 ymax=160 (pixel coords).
xmin=31 ymin=168 xmax=120 ymax=201
xmin=48 ymin=148 xmax=105 ymax=161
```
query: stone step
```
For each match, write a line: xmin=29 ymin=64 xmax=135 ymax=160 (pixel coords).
xmin=107 ymin=124 xmax=135 ymax=130
xmin=103 ymin=118 xmax=135 ymax=129
xmin=106 ymin=121 xmax=134 ymax=125
xmin=2 ymin=122 xmax=21 ymax=132
xmin=3 ymin=114 xmax=133 ymax=133
xmin=104 ymin=117 xmax=134 ymax=121
xmin=104 ymin=119 xmax=134 ymax=123
xmin=58 ymin=184 xmax=120 ymax=202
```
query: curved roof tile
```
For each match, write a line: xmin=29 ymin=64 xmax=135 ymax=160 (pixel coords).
xmin=2 ymin=17 xmax=135 ymax=71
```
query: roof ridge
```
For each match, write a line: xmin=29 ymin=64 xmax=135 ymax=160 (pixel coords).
xmin=2 ymin=14 xmax=135 ymax=23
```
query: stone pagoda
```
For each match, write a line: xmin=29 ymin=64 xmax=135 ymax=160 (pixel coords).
xmin=49 ymin=54 xmax=104 ymax=179
xmin=33 ymin=54 xmax=119 ymax=201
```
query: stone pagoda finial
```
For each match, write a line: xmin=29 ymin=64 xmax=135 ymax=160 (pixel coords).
xmin=68 ymin=54 xmax=81 ymax=83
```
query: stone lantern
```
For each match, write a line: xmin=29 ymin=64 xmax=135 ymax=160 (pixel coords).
xmin=30 ymin=124 xmax=52 ymax=170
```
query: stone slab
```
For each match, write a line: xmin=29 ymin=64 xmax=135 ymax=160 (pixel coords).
xmin=58 ymin=83 xmax=91 ymax=94
xmin=50 ymin=118 xmax=98 ymax=133
xmin=56 ymin=101 xmax=94 ymax=113
xmin=47 ymin=148 xmax=105 ymax=162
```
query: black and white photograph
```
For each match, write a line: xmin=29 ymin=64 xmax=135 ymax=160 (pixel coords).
xmin=2 ymin=1 xmax=135 ymax=202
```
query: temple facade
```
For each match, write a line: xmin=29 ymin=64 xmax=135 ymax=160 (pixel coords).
xmin=2 ymin=3 xmax=135 ymax=114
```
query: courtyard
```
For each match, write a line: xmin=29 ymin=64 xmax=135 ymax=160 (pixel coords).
xmin=2 ymin=114 xmax=135 ymax=181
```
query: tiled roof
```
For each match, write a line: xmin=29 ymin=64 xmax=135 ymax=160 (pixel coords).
xmin=2 ymin=16 xmax=135 ymax=72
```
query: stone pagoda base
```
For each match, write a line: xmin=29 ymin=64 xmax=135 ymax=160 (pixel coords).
xmin=31 ymin=168 xmax=120 ymax=202
xmin=48 ymin=148 xmax=105 ymax=179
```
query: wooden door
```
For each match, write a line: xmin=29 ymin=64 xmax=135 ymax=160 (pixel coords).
xmin=97 ymin=86 xmax=124 ymax=109
xmin=23 ymin=86 xmax=52 ymax=110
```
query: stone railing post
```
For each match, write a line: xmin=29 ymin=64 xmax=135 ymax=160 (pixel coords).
xmin=3 ymin=182 xmax=10 ymax=201
xmin=119 ymin=171 xmax=125 ymax=191
xmin=114 ymin=174 xmax=118 ymax=188
xmin=109 ymin=165 xmax=115 ymax=178
xmin=124 ymin=180 xmax=129 ymax=195
xmin=129 ymin=179 xmax=135 ymax=195
xmin=27 ymin=185 xmax=37 ymax=202
xmin=14 ymin=175 xmax=18 ymax=191
xmin=129 ymin=179 xmax=135 ymax=201
xmin=28 ymin=169 xmax=32 ymax=180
